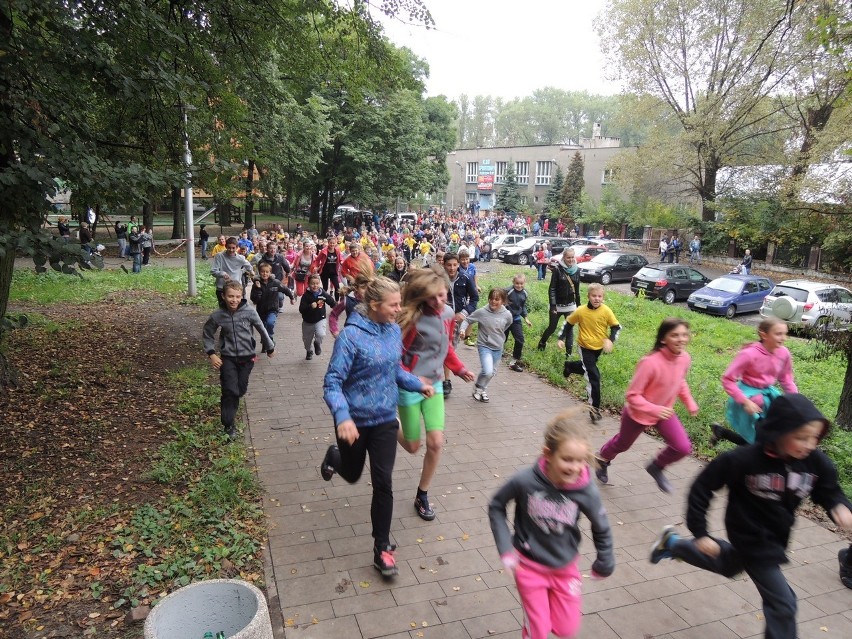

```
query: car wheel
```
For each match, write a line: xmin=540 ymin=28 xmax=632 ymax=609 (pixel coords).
xmin=663 ymin=289 xmax=676 ymax=305
xmin=725 ymin=304 xmax=737 ymax=320
xmin=771 ymin=296 xmax=797 ymax=321
xmin=600 ymin=272 xmax=612 ymax=285
xmin=517 ymin=254 xmax=529 ymax=266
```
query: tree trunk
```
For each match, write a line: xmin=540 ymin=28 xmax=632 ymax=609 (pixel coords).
xmin=142 ymin=199 xmax=153 ymax=230
xmin=170 ymin=186 xmax=183 ymax=239
xmin=700 ymin=161 xmax=718 ymax=222
xmin=0 ymin=247 xmax=18 ymax=391
xmin=244 ymin=159 xmax=255 ymax=230
xmin=836 ymin=350 xmax=852 ymax=431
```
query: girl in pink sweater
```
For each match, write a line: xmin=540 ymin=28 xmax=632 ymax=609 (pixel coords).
xmin=711 ymin=317 xmax=797 ymax=446
xmin=595 ymin=318 xmax=699 ymax=494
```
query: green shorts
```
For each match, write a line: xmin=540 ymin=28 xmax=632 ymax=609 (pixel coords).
xmin=398 ymin=382 xmax=445 ymax=441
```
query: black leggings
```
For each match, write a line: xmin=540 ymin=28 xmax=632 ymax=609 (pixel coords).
xmin=334 ymin=420 xmax=398 ymax=548
xmin=539 ymin=311 xmax=573 ymax=351
xmin=321 ymin=271 xmax=339 ymax=300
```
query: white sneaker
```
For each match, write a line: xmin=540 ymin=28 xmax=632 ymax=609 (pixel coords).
xmin=472 ymin=388 xmax=490 ymax=403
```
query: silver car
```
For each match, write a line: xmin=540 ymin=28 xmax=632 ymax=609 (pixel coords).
xmin=759 ymin=279 xmax=852 ymax=330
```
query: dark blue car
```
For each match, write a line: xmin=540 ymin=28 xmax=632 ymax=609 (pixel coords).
xmin=687 ymin=275 xmax=773 ymax=319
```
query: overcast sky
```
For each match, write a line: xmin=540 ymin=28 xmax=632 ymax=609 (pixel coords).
xmin=377 ymin=0 xmax=621 ymax=101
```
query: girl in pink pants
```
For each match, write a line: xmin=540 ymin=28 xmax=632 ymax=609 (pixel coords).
xmin=489 ymin=408 xmax=615 ymax=639
xmin=595 ymin=318 xmax=699 ymax=494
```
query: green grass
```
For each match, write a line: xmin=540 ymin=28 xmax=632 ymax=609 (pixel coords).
xmin=478 ymin=267 xmax=851 ymax=493
xmin=10 ymin=265 xmax=219 ymax=308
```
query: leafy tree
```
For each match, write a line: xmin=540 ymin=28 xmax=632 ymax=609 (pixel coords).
xmin=543 ymin=165 xmax=565 ymax=217
xmin=496 ymin=163 xmax=523 ymax=212
xmin=599 ymin=0 xmax=802 ymax=221
xmin=561 ymin=152 xmax=585 ymax=216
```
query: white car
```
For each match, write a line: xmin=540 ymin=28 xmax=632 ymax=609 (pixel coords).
xmin=483 ymin=234 xmax=524 ymax=260
xmin=759 ymin=280 xmax=852 ymax=331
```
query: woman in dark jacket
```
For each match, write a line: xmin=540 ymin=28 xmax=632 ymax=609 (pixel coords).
xmin=537 ymin=248 xmax=581 ymax=353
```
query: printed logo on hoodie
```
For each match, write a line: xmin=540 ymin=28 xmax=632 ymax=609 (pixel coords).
xmin=527 ymin=491 xmax=579 ymax=535
xmin=746 ymin=472 xmax=817 ymax=501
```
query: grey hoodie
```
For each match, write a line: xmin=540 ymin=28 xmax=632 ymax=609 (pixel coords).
xmin=460 ymin=304 xmax=513 ymax=350
xmin=203 ymin=299 xmax=274 ymax=358
xmin=489 ymin=459 xmax=615 ymax=574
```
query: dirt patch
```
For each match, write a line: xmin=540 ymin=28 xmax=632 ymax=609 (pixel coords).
xmin=0 ymin=293 xmax=212 ymax=638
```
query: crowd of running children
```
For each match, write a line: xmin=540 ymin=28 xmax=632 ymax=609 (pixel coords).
xmin=201 ymin=220 xmax=851 ymax=639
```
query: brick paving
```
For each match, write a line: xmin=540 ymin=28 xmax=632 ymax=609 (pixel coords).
xmin=244 ymin=313 xmax=852 ymax=639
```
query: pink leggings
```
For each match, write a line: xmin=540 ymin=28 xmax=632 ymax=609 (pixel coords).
xmin=515 ymin=556 xmax=582 ymax=639
xmin=600 ymin=410 xmax=692 ymax=469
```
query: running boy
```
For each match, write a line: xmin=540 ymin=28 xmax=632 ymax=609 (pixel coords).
xmin=250 ymin=262 xmax=295 ymax=339
xmin=505 ymin=273 xmax=533 ymax=372
xmin=203 ymin=280 xmax=275 ymax=440
xmin=299 ymin=274 xmax=335 ymax=360
xmin=559 ymin=282 xmax=620 ymax=422
xmin=650 ymin=393 xmax=852 ymax=639
xmin=489 ymin=407 xmax=614 ymax=639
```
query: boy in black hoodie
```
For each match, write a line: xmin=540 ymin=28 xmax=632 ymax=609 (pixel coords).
xmin=649 ymin=394 xmax=852 ymax=639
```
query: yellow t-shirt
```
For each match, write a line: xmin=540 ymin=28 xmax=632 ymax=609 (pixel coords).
xmin=568 ymin=304 xmax=619 ymax=350
xmin=419 ymin=241 xmax=433 ymax=256
xmin=210 ymin=243 xmax=227 ymax=257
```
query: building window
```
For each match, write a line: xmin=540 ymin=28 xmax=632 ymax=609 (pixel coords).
xmin=520 ymin=196 xmax=528 ymax=206
xmin=515 ymin=161 xmax=529 ymax=185
xmin=466 ymin=162 xmax=478 ymax=184
xmin=535 ymin=161 xmax=552 ymax=185
xmin=602 ymin=168 xmax=616 ymax=184
xmin=496 ymin=161 xmax=507 ymax=184
xmin=465 ymin=192 xmax=477 ymax=202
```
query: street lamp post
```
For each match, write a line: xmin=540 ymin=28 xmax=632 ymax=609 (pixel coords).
xmin=180 ymin=104 xmax=197 ymax=297
xmin=455 ymin=161 xmax=463 ymax=212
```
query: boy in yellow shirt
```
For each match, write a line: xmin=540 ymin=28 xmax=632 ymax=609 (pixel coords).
xmin=558 ymin=283 xmax=621 ymax=423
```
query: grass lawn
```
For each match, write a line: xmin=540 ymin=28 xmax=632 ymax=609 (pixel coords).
xmin=476 ymin=268 xmax=851 ymax=494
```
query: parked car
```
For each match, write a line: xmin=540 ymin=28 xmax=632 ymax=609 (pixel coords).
xmin=759 ymin=280 xmax=852 ymax=330
xmin=577 ymin=252 xmax=649 ymax=284
xmin=570 ymin=237 xmax=621 ymax=251
xmin=631 ymin=263 xmax=711 ymax=304
xmin=483 ymin=234 xmax=524 ymax=261
xmin=687 ymin=274 xmax=773 ymax=319
xmin=498 ymin=236 xmax=572 ymax=265
xmin=570 ymin=244 xmax=609 ymax=263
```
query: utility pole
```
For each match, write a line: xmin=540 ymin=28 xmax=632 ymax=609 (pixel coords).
xmin=181 ymin=104 xmax=197 ymax=297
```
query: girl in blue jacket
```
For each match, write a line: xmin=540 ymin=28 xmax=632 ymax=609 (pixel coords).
xmin=321 ymin=276 xmax=435 ymax=578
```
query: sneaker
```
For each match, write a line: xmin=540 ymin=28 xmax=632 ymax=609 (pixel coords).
xmin=472 ymin=388 xmax=489 ymax=403
xmin=650 ymin=526 xmax=678 ymax=564
xmin=646 ymin=461 xmax=674 ymax=494
xmin=414 ymin=494 xmax=436 ymax=521
xmin=373 ymin=544 xmax=399 ymax=577
xmin=464 ymin=337 xmax=476 ymax=347
xmin=840 ymin=548 xmax=852 ymax=589
xmin=314 ymin=341 xmax=321 ymax=356
xmin=537 ymin=342 xmax=546 ymax=351
xmin=320 ymin=445 xmax=339 ymax=481
xmin=225 ymin=425 xmax=237 ymax=441
xmin=509 ymin=362 xmax=523 ymax=372
xmin=443 ymin=380 xmax=452 ymax=398
xmin=594 ymin=455 xmax=610 ymax=484
xmin=589 ymin=407 xmax=602 ymax=423
xmin=306 ymin=350 xmax=313 ymax=360
xmin=709 ymin=422 xmax=725 ymax=447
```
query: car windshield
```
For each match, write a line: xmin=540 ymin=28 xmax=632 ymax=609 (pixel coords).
xmin=516 ymin=238 xmax=539 ymax=249
xmin=636 ymin=267 xmax=665 ymax=279
xmin=587 ymin=253 xmax=621 ymax=266
xmin=707 ymin=277 xmax=743 ymax=294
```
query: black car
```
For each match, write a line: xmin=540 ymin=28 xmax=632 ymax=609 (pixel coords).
xmin=577 ymin=252 xmax=649 ymax=285
xmin=630 ymin=263 xmax=710 ymax=304
xmin=498 ymin=236 xmax=573 ymax=265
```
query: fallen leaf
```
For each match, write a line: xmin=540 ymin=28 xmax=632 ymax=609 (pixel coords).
xmin=359 ymin=581 xmax=370 ymax=588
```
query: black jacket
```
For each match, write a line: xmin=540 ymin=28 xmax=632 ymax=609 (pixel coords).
xmin=299 ymin=289 xmax=335 ymax=324
xmin=448 ymin=273 xmax=478 ymax=315
xmin=548 ymin=263 xmax=581 ymax=308
xmin=686 ymin=394 xmax=849 ymax=565
xmin=250 ymin=277 xmax=294 ymax=315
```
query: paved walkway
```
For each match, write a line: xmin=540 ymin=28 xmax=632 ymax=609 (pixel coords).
xmin=243 ymin=313 xmax=852 ymax=639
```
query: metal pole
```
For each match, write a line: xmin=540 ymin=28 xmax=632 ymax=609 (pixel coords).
xmin=182 ymin=106 xmax=197 ymax=297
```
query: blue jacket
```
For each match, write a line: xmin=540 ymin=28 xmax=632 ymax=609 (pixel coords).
xmin=448 ymin=273 xmax=479 ymax=315
xmin=324 ymin=311 xmax=423 ymax=427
